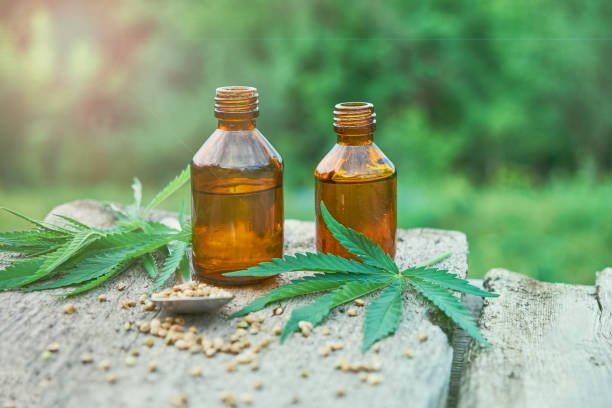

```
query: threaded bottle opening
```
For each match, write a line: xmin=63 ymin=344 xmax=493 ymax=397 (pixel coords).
xmin=333 ymin=102 xmax=376 ymax=130
xmin=215 ymin=86 xmax=259 ymax=119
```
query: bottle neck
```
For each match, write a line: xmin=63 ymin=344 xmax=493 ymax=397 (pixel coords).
xmin=214 ymin=86 xmax=259 ymax=131
xmin=333 ymin=102 xmax=376 ymax=146
xmin=218 ymin=119 xmax=257 ymax=131
xmin=336 ymin=132 xmax=373 ymax=145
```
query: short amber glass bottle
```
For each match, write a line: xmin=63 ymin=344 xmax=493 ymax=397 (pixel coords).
xmin=191 ymin=86 xmax=284 ymax=285
xmin=315 ymin=102 xmax=397 ymax=259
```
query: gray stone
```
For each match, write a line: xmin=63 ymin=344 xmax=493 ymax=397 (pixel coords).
xmin=457 ymin=268 xmax=612 ymax=408
xmin=0 ymin=200 xmax=468 ymax=408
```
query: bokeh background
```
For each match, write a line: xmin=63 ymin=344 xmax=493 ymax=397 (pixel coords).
xmin=0 ymin=1 xmax=610 ymax=283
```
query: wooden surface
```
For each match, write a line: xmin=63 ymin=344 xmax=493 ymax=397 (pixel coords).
xmin=456 ymin=268 xmax=612 ymax=408
xmin=0 ymin=200 xmax=468 ymax=408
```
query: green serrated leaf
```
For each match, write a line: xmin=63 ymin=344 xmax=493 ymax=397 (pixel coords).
xmin=61 ymin=263 xmax=129 ymax=297
xmin=225 ymin=252 xmax=384 ymax=277
xmin=320 ymin=202 xmax=398 ymax=273
xmin=403 ymin=267 xmax=499 ymax=298
xmin=0 ymin=229 xmax=65 ymax=254
xmin=19 ymin=230 xmax=99 ymax=287
xmin=409 ymin=277 xmax=489 ymax=346
xmin=178 ymin=200 xmax=186 ymax=229
xmin=231 ymin=274 xmax=385 ymax=318
xmin=362 ymin=281 xmax=404 ymax=352
xmin=2 ymin=208 xmax=72 ymax=235
xmin=179 ymin=253 xmax=190 ymax=283
xmin=132 ymin=177 xmax=143 ymax=209
xmin=280 ymin=292 xmax=335 ymax=342
xmin=280 ymin=278 xmax=394 ymax=342
xmin=152 ymin=241 xmax=188 ymax=291
xmin=26 ymin=234 xmax=178 ymax=291
xmin=142 ymin=253 xmax=158 ymax=278
xmin=144 ymin=165 xmax=190 ymax=213
xmin=0 ymin=257 xmax=47 ymax=289
xmin=51 ymin=214 xmax=91 ymax=231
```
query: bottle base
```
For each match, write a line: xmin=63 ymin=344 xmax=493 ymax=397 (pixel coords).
xmin=194 ymin=273 xmax=273 ymax=287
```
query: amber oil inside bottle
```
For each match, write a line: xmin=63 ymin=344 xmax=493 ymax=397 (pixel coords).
xmin=315 ymin=102 xmax=397 ymax=259
xmin=191 ymin=86 xmax=283 ymax=285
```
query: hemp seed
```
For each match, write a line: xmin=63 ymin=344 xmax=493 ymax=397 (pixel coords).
xmin=121 ymin=299 xmax=137 ymax=309
xmin=354 ymin=298 xmax=366 ymax=307
xmin=347 ymin=307 xmax=359 ymax=317
xmin=148 ymin=360 xmax=158 ymax=372
xmin=98 ymin=360 xmax=112 ymax=371
xmin=190 ymin=366 xmax=203 ymax=377
xmin=241 ymin=393 xmax=254 ymax=405
xmin=47 ymin=342 xmax=60 ymax=353
xmin=105 ymin=373 xmax=118 ymax=384
xmin=125 ymin=356 xmax=136 ymax=367
xmin=368 ymin=374 xmax=384 ymax=385
xmin=220 ymin=392 xmax=237 ymax=408
xmin=298 ymin=321 xmax=313 ymax=337
xmin=404 ymin=350 xmax=414 ymax=359
xmin=170 ymin=394 xmax=188 ymax=408
xmin=98 ymin=294 xmax=108 ymax=302
xmin=336 ymin=387 xmax=346 ymax=398
xmin=80 ymin=353 xmax=94 ymax=364
xmin=419 ymin=334 xmax=429 ymax=343
xmin=116 ymin=282 xmax=126 ymax=291
xmin=144 ymin=338 xmax=155 ymax=348
xmin=272 ymin=307 xmax=284 ymax=316
xmin=63 ymin=303 xmax=76 ymax=314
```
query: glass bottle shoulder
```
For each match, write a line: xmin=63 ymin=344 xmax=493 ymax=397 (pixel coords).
xmin=314 ymin=142 xmax=395 ymax=183
xmin=192 ymin=128 xmax=282 ymax=169
xmin=191 ymin=127 xmax=283 ymax=194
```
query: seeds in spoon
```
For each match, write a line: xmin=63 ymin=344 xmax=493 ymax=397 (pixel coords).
xmin=152 ymin=282 xmax=230 ymax=299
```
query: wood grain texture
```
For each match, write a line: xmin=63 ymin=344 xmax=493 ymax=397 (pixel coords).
xmin=0 ymin=200 xmax=468 ymax=408
xmin=457 ymin=268 xmax=612 ymax=408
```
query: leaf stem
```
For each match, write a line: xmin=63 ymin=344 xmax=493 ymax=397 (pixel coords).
xmin=417 ymin=251 xmax=452 ymax=268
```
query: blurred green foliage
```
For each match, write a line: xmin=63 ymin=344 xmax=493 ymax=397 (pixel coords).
xmin=0 ymin=1 xmax=610 ymax=283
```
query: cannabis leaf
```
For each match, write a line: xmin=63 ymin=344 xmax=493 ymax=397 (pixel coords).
xmin=362 ymin=281 xmax=404 ymax=352
xmin=227 ymin=201 xmax=499 ymax=351
xmin=0 ymin=166 xmax=192 ymax=295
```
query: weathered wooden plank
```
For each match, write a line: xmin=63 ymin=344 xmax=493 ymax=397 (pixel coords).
xmin=0 ymin=200 xmax=468 ymax=408
xmin=457 ymin=268 xmax=612 ymax=408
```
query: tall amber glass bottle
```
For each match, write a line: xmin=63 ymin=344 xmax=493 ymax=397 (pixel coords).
xmin=191 ymin=86 xmax=283 ymax=285
xmin=315 ymin=102 xmax=396 ymax=259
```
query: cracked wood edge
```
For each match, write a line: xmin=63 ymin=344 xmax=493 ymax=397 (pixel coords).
xmin=456 ymin=268 xmax=612 ymax=408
